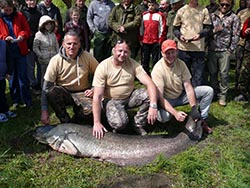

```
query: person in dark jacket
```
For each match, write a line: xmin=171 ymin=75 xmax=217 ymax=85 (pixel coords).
xmin=21 ymin=0 xmax=42 ymax=93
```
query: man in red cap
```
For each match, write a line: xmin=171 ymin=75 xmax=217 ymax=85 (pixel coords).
xmin=151 ymin=39 xmax=214 ymax=134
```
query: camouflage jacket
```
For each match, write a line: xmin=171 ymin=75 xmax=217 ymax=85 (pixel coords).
xmin=208 ymin=10 xmax=241 ymax=53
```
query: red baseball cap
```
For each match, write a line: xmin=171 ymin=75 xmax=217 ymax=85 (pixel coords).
xmin=161 ymin=40 xmax=177 ymax=53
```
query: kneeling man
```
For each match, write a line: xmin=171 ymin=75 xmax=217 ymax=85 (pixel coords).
xmin=92 ymin=40 xmax=158 ymax=139
xmin=151 ymin=40 xmax=214 ymax=134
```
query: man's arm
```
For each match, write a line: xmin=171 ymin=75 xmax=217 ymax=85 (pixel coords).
xmin=41 ymin=80 xmax=54 ymax=125
xmin=183 ymin=79 xmax=201 ymax=121
xmin=157 ymin=87 xmax=187 ymax=122
xmin=138 ymin=74 xmax=158 ymax=125
xmin=92 ymin=86 xmax=107 ymax=139
xmin=183 ymin=79 xmax=196 ymax=107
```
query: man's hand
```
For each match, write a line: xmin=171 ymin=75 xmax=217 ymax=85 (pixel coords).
xmin=84 ymin=89 xmax=94 ymax=97
xmin=174 ymin=111 xmax=187 ymax=122
xmin=41 ymin=110 xmax=50 ymax=125
xmin=189 ymin=105 xmax=201 ymax=121
xmin=147 ymin=107 xmax=158 ymax=125
xmin=93 ymin=122 xmax=108 ymax=139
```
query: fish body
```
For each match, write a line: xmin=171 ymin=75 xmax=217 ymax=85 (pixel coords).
xmin=34 ymin=119 xmax=202 ymax=166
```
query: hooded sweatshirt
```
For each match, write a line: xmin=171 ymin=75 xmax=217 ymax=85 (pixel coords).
xmin=41 ymin=46 xmax=98 ymax=110
xmin=33 ymin=15 xmax=59 ymax=64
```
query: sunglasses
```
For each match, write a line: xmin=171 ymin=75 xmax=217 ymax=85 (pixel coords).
xmin=220 ymin=3 xmax=231 ymax=7
xmin=115 ymin=39 xmax=130 ymax=46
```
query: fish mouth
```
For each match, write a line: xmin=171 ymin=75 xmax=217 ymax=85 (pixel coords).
xmin=33 ymin=125 xmax=55 ymax=143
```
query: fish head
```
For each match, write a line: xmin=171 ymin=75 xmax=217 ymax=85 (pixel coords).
xmin=33 ymin=125 xmax=55 ymax=144
xmin=184 ymin=116 xmax=203 ymax=140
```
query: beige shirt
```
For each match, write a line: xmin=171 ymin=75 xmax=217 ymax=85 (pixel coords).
xmin=44 ymin=51 xmax=98 ymax=92
xmin=92 ymin=56 xmax=146 ymax=99
xmin=237 ymin=8 xmax=250 ymax=46
xmin=151 ymin=58 xmax=191 ymax=99
xmin=173 ymin=4 xmax=211 ymax=51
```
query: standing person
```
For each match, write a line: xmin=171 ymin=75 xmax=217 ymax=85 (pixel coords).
xmin=206 ymin=0 xmax=220 ymax=13
xmin=87 ymin=0 xmax=115 ymax=62
xmin=207 ymin=0 xmax=240 ymax=106
xmin=234 ymin=16 xmax=250 ymax=102
xmin=151 ymin=40 xmax=214 ymax=134
xmin=21 ymin=0 xmax=42 ymax=94
xmin=235 ymin=0 xmax=250 ymax=90
xmin=37 ymin=0 xmax=63 ymax=45
xmin=159 ymin=0 xmax=171 ymax=17
xmin=64 ymin=0 xmax=90 ymax=52
xmin=236 ymin=0 xmax=246 ymax=14
xmin=173 ymin=0 xmax=212 ymax=87
xmin=108 ymin=0 xmax=141 ymax=59
xmin=139 ymin=0 xmax=166 ymax=74
xmin=167 ymin=0 xmax=184 ymax=40
xmin=33 ymin=15 xmax=59 ymax=90
xmin=137 ymin=0 xmax=148 ymax=13
xmin=41 ymin=31 xmax=98 ymax=125
xmin=0 ymin=39 xmax=17 ymax=123
xmin=0 ymin=0 xmax=32 ymax=108
xmin=64 ymin=7 xmax=89 ymax=52
xmin=92 ymin=40 xmax=158 ymax=139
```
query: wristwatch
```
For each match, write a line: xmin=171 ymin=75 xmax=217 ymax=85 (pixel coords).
xmin=149 ymin=103 xmax=158 ymax=109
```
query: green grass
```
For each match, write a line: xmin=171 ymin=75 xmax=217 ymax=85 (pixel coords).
xmin=0 ymin=66 xmax=249 ymax=188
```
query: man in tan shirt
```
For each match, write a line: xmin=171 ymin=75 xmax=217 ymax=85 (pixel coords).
xmin=92 ymin=40 xmax=158 ymax=139
xmin=41 ymin=31 xmax=98 ymax=125
xmin=151 ymin=40 xmax=214 ymax=134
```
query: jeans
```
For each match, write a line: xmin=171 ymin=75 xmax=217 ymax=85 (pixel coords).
xmin=207 ymin=50 xmax=231 ymax=100
xmin=8 ymin=48 xmax=32 ymax=106
xmin=158 ymin=86 xmax=214 ymax=123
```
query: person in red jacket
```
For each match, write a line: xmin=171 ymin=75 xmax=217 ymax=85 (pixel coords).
xmin=139 ymin=0 xmax=167 ymax=74
xmin=0 ymin=0 xmax=32 ymax=108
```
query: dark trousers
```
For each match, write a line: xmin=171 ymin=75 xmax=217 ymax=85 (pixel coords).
xmin=46 ymin=86 xmax=92 ymax=123
xmin=93 ymin=31 xmax=112 ymax=63
xmin=141 ymin=43 xmax=160 ymax=74
xmin=178 ymin=50 xmax=205 ymax=87
xmin=0 ymin=79 xmax=9 ymax=113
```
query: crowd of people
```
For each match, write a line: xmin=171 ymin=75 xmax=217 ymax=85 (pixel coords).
xmin=0 ymin=0 xmax=249 ymax=140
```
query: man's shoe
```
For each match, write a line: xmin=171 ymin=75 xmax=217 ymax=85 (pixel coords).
xmin=218 ymin=99 xmax=226 ymax=107
xmin=201 ymin=120 xmax=213 ymax=134
xmin=0 ymin=113 xmax=9 ymax=123
xmin=234 ymin=94 xmax=246 ymax=102
xmin=5 ymin=111 xmax=17 ymax=118
xmin=134 ymin=126 xmax=147 ymax=136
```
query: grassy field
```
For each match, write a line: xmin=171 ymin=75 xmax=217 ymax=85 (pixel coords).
xmin=0 ymin=66 xmax=249 ymax=188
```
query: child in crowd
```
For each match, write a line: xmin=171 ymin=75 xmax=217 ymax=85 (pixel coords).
xmin=0 ymin=39 xmax=17 ymax=122
xmin=64 ymin=7 xmax=89 ymax=51
xmin=33 ymin=15 xmax=59 ymax=89
xmin=139 ymin=0 xmax=166 ymax=74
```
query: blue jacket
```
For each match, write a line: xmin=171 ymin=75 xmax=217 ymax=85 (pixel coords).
xmin=0 ymin=39 xmax=7 ymax=80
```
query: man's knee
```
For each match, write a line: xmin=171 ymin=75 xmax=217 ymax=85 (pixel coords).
xmin=157 ymin=109 xmax=171 ymax=123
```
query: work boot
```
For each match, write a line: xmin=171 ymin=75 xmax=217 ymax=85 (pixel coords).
xmin=201 ymin=120 xmax=213 ymax=134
